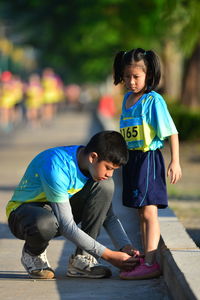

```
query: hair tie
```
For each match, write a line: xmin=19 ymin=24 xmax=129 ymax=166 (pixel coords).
xmin=144 ymin=51 xmax=147 ymax=55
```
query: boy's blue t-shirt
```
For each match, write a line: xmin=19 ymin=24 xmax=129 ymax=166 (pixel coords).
xmin=120 ymin=91 xmax=178 ymax=151
xmin=6 ymin=145 xmax=89 ymax=217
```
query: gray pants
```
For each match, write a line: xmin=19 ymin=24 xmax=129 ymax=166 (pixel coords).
xmin=8 ymin=178 xmax=114 ymax=255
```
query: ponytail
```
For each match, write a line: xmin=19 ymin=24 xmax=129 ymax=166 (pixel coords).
xmin=145 ymin=50 xmax=161 ymax=91
xmin=113 ymin=51 xmax=126 ymax=85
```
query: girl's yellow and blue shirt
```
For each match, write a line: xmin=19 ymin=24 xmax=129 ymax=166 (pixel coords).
xmin=120 ymin=91 xmax=178 ymax=152
xmin=6 ymin=145 xmax=89 ymax=217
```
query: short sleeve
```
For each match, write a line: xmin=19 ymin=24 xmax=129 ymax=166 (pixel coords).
xmin=39 ymin=158 xmax=69 ymax=203
xmin=152 ymin=96 xmax=178 ymax=140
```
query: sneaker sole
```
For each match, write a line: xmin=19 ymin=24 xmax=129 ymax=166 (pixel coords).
xmin=67 ymin=266 xmax=112 ymax=279
xmin=120 ymin=270 xmax=161 ymax=280
xmin=67 ymin=271 xmax=110 ymax=279
xmin=28 ymin=269 xmax=55 ymax=279
xmin=21 ymin=259 xmax=55 ymax=279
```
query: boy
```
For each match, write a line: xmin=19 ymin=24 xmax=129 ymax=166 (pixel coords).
xmin=6 ymin=131 xmax=139 ymax=279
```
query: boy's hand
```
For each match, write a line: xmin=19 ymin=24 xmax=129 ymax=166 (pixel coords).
xmin=102 ymin=248 xmax=139 ymax=271
xmin=120 ymin=244 xmax=141 ymax=257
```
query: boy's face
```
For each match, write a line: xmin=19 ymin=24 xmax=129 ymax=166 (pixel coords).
xmin=88 ymin=153 xmax=119 ymax=182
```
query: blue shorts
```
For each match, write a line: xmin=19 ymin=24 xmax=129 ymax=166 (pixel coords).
xmin=122 ymin=149 xmax=168 ymax=209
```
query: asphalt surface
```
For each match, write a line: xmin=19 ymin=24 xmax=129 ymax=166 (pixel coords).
xmin=0 ymin=106 xmax=172 ymax=300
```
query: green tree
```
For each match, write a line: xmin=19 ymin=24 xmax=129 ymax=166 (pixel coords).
xmin=180 ymin=0 xmax=200 ymax=108
xmin=0 ymin=0 xmax=172 ymax=83
xmin=1 ymin=0 xmax=200 ymax=108
xmin=158 ymin=0 xmax=200 ymax=107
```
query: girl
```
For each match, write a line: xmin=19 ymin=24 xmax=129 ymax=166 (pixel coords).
xmin=113 ymin=48 xmax=182 ymax=280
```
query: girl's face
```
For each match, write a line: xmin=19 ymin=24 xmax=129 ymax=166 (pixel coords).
xmin=123 ymin=62 xmax=147 ymax=94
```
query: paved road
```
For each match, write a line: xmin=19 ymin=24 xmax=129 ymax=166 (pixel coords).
xmin=0 ymin=107 xmax=172 ymax=300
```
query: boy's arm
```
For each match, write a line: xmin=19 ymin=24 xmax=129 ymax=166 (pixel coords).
xmin=51 ymin=201 xmax=138 ymax=270
xmin=51 ymin=201 xmax=105 ymax=258
xmin=167 ymin=134 xmax=182 ymax=184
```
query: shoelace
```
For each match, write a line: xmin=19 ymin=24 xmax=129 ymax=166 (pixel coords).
xmin=81 ymin=255 xmax=98 ymax=267
xmin=28 ymin=251 xmax=50 ymax=269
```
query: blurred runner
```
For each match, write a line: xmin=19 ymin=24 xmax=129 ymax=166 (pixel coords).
xmin=0 ymin=71 xmax=16 ymax=131
xmin=65 ymin=84 xmax=81 ymax=109
xmin=12 ymin=75 xmax=25 ymax=125
xmin=25 ymin=73 xmax=43 ymax=128
xmin=97 ymin=94 xmax=117 ymax=130
xmin=0 ymin=71 xmax=25 ymax=131
xmin=41 ymin=68 xmax=64 ymax=125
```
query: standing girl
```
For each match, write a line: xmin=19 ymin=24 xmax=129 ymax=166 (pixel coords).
xmin=113 ymin=48 xmax=182 ymax=280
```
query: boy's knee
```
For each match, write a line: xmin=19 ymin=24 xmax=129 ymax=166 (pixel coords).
xmin=26 ymin=210 xmax=58 ymax=241
xmin=98 ymin=178 xmax=114 ymax=193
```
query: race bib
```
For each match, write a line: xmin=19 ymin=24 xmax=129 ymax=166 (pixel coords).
xmin=120 ymin=125 xmax=144 ymax=142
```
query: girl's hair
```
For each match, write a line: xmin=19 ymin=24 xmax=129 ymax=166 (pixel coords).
xmin=84 ymin=130 xmax=128 ymax=166
xmin=113 ymin=48 xmax=161 ymax=92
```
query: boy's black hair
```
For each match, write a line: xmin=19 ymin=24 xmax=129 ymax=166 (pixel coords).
xmin=113 ymin=48 xmax=161 ymax=92
xmin=84 ymin=131 xmax=128 ymax=166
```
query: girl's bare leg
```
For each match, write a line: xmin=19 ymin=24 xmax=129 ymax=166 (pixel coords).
xmin=139 ymin=205 xmax=160 ymax=264
xmin=138 ymin=208 xmax=146 ymax=252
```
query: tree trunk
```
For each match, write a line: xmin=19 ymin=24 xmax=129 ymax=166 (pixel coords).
xmin=181 ymin=43 xmax=200 ymax=108
xmin=161 ymin=40 xmax=183 ymax=101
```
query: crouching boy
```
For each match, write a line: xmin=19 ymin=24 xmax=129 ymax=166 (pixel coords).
xmin=6 ymin=131 xmax=139 ymax=279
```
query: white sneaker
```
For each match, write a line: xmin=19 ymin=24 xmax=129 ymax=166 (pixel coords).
xmin=21 ymin=247 xmax=55 ymax=279
xmin=67 ymin=254 xmax=112 ymax=278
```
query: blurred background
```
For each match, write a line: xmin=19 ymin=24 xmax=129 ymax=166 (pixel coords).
xmin=0 ymin=0 xmax=199 ymax=245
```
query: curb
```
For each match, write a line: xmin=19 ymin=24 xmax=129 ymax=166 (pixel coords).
xmin=158 ymin=207 xmax=200 ymax=300
xmin=97 ymin=111 xmax=200 ymax=300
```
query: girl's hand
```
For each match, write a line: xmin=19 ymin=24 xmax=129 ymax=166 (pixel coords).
xmin=167 ymin=161 xmax=182 ymax=184
xmin=102 ymin=248 xmax=139 ymax=270
xmin=168 ymin=134 xmax=182 ymax=184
